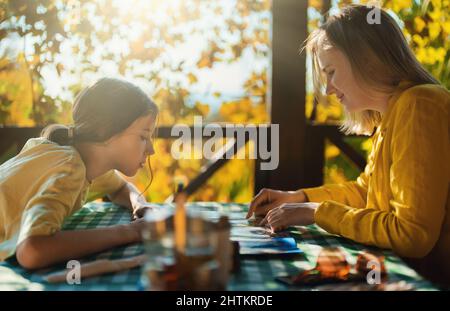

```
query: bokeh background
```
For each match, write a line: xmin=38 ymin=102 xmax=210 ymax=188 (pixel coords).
xmin=1 ymin=0 xmax=448 ymax=202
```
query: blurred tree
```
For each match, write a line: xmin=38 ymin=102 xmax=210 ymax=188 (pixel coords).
xmin=1 ymin=0 xmax=447 ymax=201
xmin=0 ymin=0 xmax=271 ymax=202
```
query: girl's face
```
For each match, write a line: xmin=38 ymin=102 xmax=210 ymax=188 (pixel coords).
xmin=108 ymin=114 xmax=156 ymax=176
xmin=317 ymin=46 xmax=377 ymax=113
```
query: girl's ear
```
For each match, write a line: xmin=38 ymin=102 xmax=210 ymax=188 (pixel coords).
xmin=100 ymin=135 xmax=117 ymax=146
xmin=102 ymin=129 xmax=128 ymax=147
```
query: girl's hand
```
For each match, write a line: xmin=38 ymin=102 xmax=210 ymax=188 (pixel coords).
xmin=132 ymin=202 xmax=159 ymax=220
xmin=259 ymin=202 xmax=320 ymax=232
xmin=127 ymin=218 xmax=147 ymax=242
xmin=246 ymin=189 xmax=307 ymax=219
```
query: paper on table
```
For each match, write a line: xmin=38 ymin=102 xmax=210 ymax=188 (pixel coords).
xmin=238 ymin=237 xmax=302 ymax=255
xmin=232 ymin=224 xmax=291 ymax=237
xmin=231 ymin=224 xmax=302 ymax=255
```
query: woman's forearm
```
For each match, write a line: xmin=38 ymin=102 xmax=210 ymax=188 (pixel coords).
xmin=16 ymin=224 xmax=139 ymax=270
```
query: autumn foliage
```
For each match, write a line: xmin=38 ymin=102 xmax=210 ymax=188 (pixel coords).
xmin=0 ymin=0 xmax=448 ymax=202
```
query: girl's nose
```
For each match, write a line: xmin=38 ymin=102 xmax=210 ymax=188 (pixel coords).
xmin=146 ymin=141 xmax=155 ymax=156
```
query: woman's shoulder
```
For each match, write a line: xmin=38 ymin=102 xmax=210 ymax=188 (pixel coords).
xmin=397 ymin=83 xmax=449 ymax=103
xmin=394 ymin=83 xmax=449 ymax=114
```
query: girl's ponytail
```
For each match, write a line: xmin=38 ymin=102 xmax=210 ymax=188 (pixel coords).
xmin=42 ymin=78 xmax=158 ymax=146
xmin=41 ymin=124 xmax=76 ymax=146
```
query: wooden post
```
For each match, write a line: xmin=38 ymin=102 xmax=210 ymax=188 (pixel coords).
xmin=304 ymin=124 xmax=325 ymax=187
xmin=266 ymin=0 xmax=308 ymax=191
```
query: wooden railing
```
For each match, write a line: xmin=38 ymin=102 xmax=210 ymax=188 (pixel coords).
xmin=0 ymin=124 xmax=366 ymax=200
xmin=1 ymin=2 xmax=369 ymax=198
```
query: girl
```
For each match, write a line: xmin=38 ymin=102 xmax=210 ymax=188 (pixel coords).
xmin=0 ymin=78 xmax=158 ymax=270
xmin=247 ymin=5 xmax=449 ymax=286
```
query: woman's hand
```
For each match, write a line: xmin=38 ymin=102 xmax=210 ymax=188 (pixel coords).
xmin=259 ymin=202 xmax=320 ymax=232
xmin=246 ymin=188 xmax=307 ymax=219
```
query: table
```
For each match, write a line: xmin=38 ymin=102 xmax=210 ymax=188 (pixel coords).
xmin=0 ymin=202 xmax=438 ymax=291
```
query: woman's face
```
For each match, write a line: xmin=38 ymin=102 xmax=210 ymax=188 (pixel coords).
xmin=317 ymin=46 xmax=375 ymax=113
xmin=108 ymin=114 xmax=156 ymax=176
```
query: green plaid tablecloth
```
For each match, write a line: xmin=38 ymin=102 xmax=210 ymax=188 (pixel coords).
xmin=0 ymin=202 xmax=438 ymax=291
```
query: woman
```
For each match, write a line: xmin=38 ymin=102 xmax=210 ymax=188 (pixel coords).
xmin=247 ymin=5 xmax=449 ymax=286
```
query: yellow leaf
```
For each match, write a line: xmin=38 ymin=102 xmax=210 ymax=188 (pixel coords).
xmin=325 ymin=144 xmax=340 ymax=159
xmin=442 ymin=21 xmax=450 ymax=34
xmin=412 ymin=34 xmax=428 ymax=47
xmin=187 ymin=73 xmax=198 ymax=84
xmin=362 ymin=139 xmax=373 ymax=153
xmin=428 ymin=22 xmax=441 ymax=40
xmin=393 ymin=0 xmax=413 ymax=11
xmin=414 ymin=16 xmax=426 ymax=33
xmin=197 ymin=53 xmax=212 ymax=68
xmin=415 ymin=47 xmax=427 ymax=63
xmin=428 ymin=8 xmax=442 ymax=21
xmin=194 ymin=102 xmax=210 ymax=117
xmin=309 ymin=0 xmax=322 ymax=11
xmin=431 ymin=0 xmax=442 ymax=10
xmin=0 ymin=57 xmax=34 ymax=126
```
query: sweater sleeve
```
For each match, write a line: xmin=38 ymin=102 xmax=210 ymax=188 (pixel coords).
xmin=302 ymin=171 xmax=369 ymax=209
xmin=302 ymin=134 xmax=376 ymax=209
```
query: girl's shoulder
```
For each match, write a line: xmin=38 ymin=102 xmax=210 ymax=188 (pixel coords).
xmin=21 ymin=137 xmax=75 ymax=153
xmin=21 ymin=137 xmax=64 ymax=151
xmin=0 ymin=138 xmax=87 ymax=194
xmin=12 ymin=137 xmax=86 ymax=173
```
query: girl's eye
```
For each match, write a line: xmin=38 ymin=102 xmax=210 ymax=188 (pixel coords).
xmin=140 ymin=136 xmax=148 ymax=142
xmin=327 ymin=70 xmax=335 ymax=77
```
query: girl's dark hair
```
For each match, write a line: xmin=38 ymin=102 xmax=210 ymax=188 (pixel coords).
xmin=41 ymin=77 xmax=158 ymax=145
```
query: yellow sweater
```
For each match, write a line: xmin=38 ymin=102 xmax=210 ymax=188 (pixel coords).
xmin=303 ymin=82 xmax=449 ymax=285
xmin=0 ymin=138 xmax=126 ymax=261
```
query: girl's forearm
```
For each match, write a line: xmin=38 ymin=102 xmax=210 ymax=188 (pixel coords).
xmin=109 ymin=182 xmax=146 ymax=212
xmin=16 ymin=224 xmax=138 ymax=270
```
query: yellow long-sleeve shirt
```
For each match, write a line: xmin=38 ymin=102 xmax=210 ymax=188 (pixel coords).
xmin=303 ymin=82 xmax=450 ymax=286
xmin=0 ymin=138 xmax=126 ymax=261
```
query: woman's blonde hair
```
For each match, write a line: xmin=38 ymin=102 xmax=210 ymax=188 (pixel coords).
xmin=304 ymin=4 xmax=439 ymax=135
